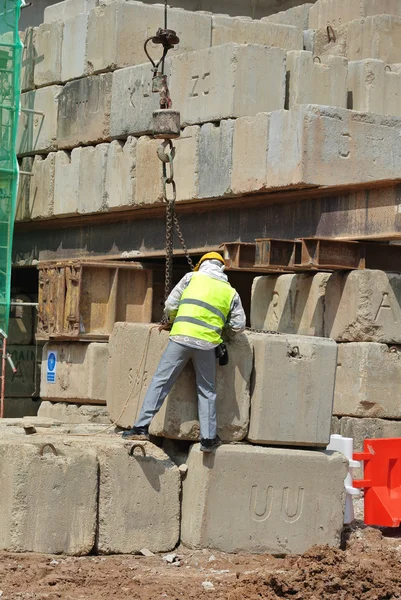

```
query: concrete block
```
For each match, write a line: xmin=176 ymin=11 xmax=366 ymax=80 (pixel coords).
xmin=181 ymin=444 xmax=347 ymax=554
xmin=348 ymin=59 xmax=401 ymax=117
xmin=17 ymin=86 xmax=62 ymax=155
xmin=8 ymin=295 xmax=34 ymax=345
xmin=325 ymin=270 xmax=401 ymax=343
xmin=334 ymin=342 xmax=401 ymax=418
xmin=40 ymin=342 xmax=109 ymax=405
xmin=78 ymin=144 xmax=109 ymax=213
xmin=173 ymin=125 xmax=200 ymax=202
xmin=105 ymin=137 xmax=137 ymax=210
xmin=61 ymin=13 xmax=88 ymax=82
xmin=86 ymin=2 xmax=212 ymax=75
xmin=198 ymin=120 xmax=234 ymax=198
xmin=107 ymin=323 xmax=253 ymax=441
xmin=250 ymin=273 xmax=330 ymax=336
xmin=309 ymin=0 xmax=401 ymax=29
xmin=313 ymin=15 xmax=401 ymax=64
xmin=286 ymin=51 xmax=348 ymax=109
xmin=264 ymin=4 xmax=313 ymax=30
xmin=247 ymin=332 xmax=337 ymax=446
xmin=57 ymin=73 xmax=112 ymax=148
xmin=3 ymin=398 xmax=41 ymax=419
xmin=44 ymin=0 xmax=96 ymax=22
xmin=16 ymin=157 xmax=33 ymax=221
xmin=212 ymin=15 xmax=303 ymax=49
xmin=0 ymin=439 xmax=97 ymax=554
xmin=5 ymin=345 xmax=41 ymax=398
xmin=20 ymin=27 xmax=36 ymax=92
xmin=38 ymin=401 xmax=110 ymax=424
xmin=96 ymin=441 xmax=180 ymax=553
xmin=54 ymin=149 xmax=81 ymax=216
xmin=134 ymin=136 xmax=164 ymax=206
xmin=331 ymin=415 xmax=341 ymax=435
xmin=33 ymin=20 xmax=63 ymax=87
xmin=110 ymin=44 xmax=286 ymax=136
xmin=28 ymin=153 xmax=56 ymax=219
xmin=232 ymin=105 xmax=401 ymax=195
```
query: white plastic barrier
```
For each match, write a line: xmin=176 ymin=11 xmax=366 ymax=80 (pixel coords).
xmin=327 ymin=434 xmax=361 ymax=524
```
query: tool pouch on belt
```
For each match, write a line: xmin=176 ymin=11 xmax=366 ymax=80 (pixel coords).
xmin=215 ymin=343 xmax=229 ymax=366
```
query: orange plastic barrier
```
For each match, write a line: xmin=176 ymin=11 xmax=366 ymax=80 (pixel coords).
xmin=354 ymin=438 xmax=401 ymax=527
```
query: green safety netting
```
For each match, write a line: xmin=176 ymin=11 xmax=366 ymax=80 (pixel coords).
xmin=0 ymin=0 xmax=22 ymax=335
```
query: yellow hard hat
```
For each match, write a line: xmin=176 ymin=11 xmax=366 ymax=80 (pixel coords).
xmin=194 ymin=252 xmax=225 ymax=271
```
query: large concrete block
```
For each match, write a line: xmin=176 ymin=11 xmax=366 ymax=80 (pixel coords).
xmin=16 ymin=156 xmax=33 ymax=222
xmin=181 ymin=444 xmax=347 ymax=554
xmin=110 ymin=44 xmax=286 ymax=136
xmin=20 ymin=27 xmax=36 ymax=92
xmin=27 ymin=153 xmax=56 ymax=219
xmin=78 ymin=144 xmax=109 ymax=213
xmin=348 ymin=59 xmax=401 ymax=117
xmin=134 ymin=136 xmax=164 ymax=206
xmin=250 ymin=273 xmax=330 ymax=336
xmin=8 ymin=295 xmax=34 ymax=345
xmin=105 ymin=137 xmax=137 ymax=210
xmin=57 ymin=73 xmax=112 ymax=148
xmin=107 ymin=323 xmax=253 ymax=441
xmin=309 ymin=0 xmax=401 ymax=29
xmin=38 ymin=401 xmax=110 ymax=424
xmin=61 ymin=13 xmax=88 ymax=82
xmin=248 ymin=332 xmax=337 ymax=446
xmin=40 ymin=342 xmax=109 ymax=405
xmin=198 ymin=120 xmax=234 ymax=199
xmin=325 ymin=270 xmax=401 ymax=342
xmin=0 ymin=439 xmax=97 ymax=554
xmin=313 ymin=15 xmax=401 ymax=64
xmin=334 ymin=342 xmax=401 ymax=418
xmin=96 ymin=441 xmax=180 ymax=554
xmin=54 ymin=148 xmax=81 ymax=216
xmin=33 ymin=20 xmax=63 ymax=87
xmin=286 ymin=51 xmax=347 ymax=109
xmin=86 ymin=2 xmax=212 ymax=75
xmin=5 ymin=345 xmax=41 ymax=398
xmin=232 ymin=105 xmax=401 ymax=195
xmin=264 ymin=4 xmax=313 ymax=30
xmin=17 ymin=86 xmax=62 ymax=155
xmin=44 ymin=0 xmax=96 ymax=22
xmin=212 ymin=15 xmax=303 ymax=49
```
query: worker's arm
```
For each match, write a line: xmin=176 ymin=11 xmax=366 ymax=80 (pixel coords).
xmin=164 ymin=273 xmax=193 ymax=322
xmin=225 ymin=293 xmax=246 ymax=334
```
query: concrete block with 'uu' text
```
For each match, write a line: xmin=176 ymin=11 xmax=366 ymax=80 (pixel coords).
xmin=181 ymin=445 xmax=347 ymax=555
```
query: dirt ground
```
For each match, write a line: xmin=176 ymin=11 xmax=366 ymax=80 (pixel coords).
xmin=1 ymin=520 xmax=401 ymax=600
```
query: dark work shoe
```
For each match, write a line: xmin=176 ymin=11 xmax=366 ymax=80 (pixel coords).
xmin=200 ymin=435 xmax=222 ymax=453
xmin=122 ymin=426 xmax=149 ymax=441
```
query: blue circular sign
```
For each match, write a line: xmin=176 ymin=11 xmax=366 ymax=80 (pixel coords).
xmin=47 ymin=352 xmax=56 ymax=372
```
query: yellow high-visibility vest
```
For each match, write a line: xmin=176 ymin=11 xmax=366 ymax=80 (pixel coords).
xmin=170 ymin=272 xmax=236 ymax=344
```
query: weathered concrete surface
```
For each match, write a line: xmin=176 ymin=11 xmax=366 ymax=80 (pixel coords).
xmin=61 ymin=13 xmax=88 ymax=82
xmin=3 ymin=398 xmax=41 ymax=419
xmin=134 ymin=136 xmax=164 ymax=206
xmin=264 ymin=4 xmax=313 ymax=29
xmin=232 ymin=105 xmax=401 ymax=195
xmin=312 ymin=15 xmax=401 ymax=64
xmin=181 ymin=444 xmax=346 ymax=554
xmin=247 ymin=333 xmax=337 ymax=446
xmin=8 ymin=295 xmax=34 ymax=345
xmin=105 ymin=137 xmax=137 ymax=209
xmin=27 ymin=153 xmax=55 ymax=219
xmin=334 ymin=342 xmax=401 ymax=418
xmin=20 ymin=28 xmax=36 ymax=92
xmin=86 ymin=2 xmax=212 ymax=74
xmin=44 ymin=0 xmax=95 ymax=23
xmin=78 ymin=144 xmax=109 ymax=213
xmin=40 ymin=342 xmax=108 ymax=405
xmin=211 ymin=15 xmax=303 ymax=48
xmin=17 ymin=86 xmax=62 ymax=155
xmin=0 ymin=439 xmax=98 ymax=554
xmin=96 ymin=441 xmax=180 ymax=554
xmin=197 ymin=120 xmax=234 ymax=199
xmin=33 ymin=20 xmax=63 ymax=87
xmin=348 ymin=59 xmax=401 ymax=117
xmin=57 ymin=73 xmax=112 ymax=148
xmin=110 ymin=44 xmax=286 ymax=137
xmin=16 ymin=157 xmax=33 ymax=221
xmin=54 ymin=148 xmax=81 ymax=216
xmin=107 ymin=323 xmax=252 ymax=441
xmin=250 ymin=273 xmax=330 ymax=336
xmin=325 ymin=270 xmax=401 ymax=343
xmin=38 ymin=401 xmax=110 ymax=424
xmin=287 ymin=51 xmax=347 ymax=109
xmin=309 ymin=0 xmax=401 ymax=29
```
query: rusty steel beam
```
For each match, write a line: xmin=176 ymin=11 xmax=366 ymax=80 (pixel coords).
xmin=255 ymin=239 xmax=301 ymax=268
xmin=298 ymin=239 xmax=363 ymax=270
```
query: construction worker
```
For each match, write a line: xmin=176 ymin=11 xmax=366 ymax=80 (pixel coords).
xmin=122 ymin=252 xmax=246 ymax=452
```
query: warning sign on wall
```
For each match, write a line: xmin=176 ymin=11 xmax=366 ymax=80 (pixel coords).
xmin=46 ymin=350 xmax=57 ymax=384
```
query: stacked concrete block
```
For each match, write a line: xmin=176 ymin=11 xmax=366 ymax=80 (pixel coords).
xmin=106 ymin=323 xmax=253 ymax=441
xmin=105 ymin=137 xmax=137 ymax=209
xmin=263 ymin=4 xmax=313 ymax=30
xmin=38 ymin=401 xmax=110 ymax=424
xmin=54 ymin=148 xmax=81 ymax=216
xmin=17 ymin=86 xmax=62 ymax=155
xmin=33 ymin=21 xmax=63 ymax=87
xmin=40 ymin=342 xmax=109 ymax=405
xmin=181 ymin=445 xmax=347 ymax=554
xmin=61 ymin=13 xmax=89 ymax=81
xmin=348 ymin=59 xmax=401 ymax=117
xmin=78 ymin=144 xmax=109 ymax=213
xmin=247 ymin=332 xmax=337 ymax=447
xmin=27 ymin=153 xmax=56 ymax=219
xmin=44 ymin=0 xmax=96 ymax=23
xmin=211 ymin=15 xmax=303 ymax=48
xmin=309 ymin=0 xmax=401 ymax=29
xmin=20 ymin=27 xmax=36 ymax=92
xmin=286 ymin=51 xmax=348 ymax=109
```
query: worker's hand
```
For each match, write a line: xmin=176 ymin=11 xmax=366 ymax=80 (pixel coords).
xmin=158 ymin=322 xmax=172 ymax=332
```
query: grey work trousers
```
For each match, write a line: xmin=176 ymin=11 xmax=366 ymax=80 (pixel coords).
xmin=135 ymin=340 xmax=217 ymax=440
